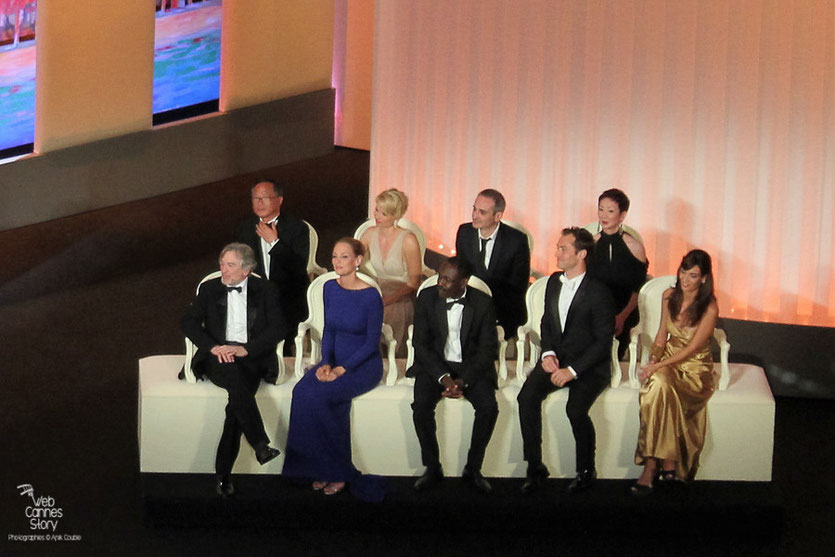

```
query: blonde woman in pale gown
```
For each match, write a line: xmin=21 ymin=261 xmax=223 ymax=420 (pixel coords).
xmin=631 ymin=249 xmax=719 ymax=495
xmin=359 ymin=189 xmax=421 ymax=355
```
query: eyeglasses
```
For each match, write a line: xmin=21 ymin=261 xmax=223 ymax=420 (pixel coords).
xmin=251 ymin=196 xmax=279 ymax=203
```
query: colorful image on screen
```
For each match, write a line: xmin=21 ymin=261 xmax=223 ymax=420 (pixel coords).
xmin=0 ymin=1 xmax=222 ymax=155
xmin=154 ymin=0 xmax=221 ymax=117
xmin=0 ymin=0 xmax=36 ymax=154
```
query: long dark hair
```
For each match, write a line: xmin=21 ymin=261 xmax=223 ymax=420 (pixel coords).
xmin=668 ymin=249 xmax=716 ymax=326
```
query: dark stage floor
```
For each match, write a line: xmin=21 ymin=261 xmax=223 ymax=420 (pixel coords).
xmin=2 ymin=148 xmax=834 ymax=556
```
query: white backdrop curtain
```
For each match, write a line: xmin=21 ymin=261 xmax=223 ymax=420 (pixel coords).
xmin=369 ymin=0 xmax=835 ymax=327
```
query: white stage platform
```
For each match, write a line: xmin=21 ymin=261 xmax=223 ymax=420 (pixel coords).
xmin=138 ymin=356 xmax=774 ymax=481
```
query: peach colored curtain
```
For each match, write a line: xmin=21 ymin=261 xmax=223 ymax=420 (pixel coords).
xmin=369 ymin=0 xmax=835 ymax=327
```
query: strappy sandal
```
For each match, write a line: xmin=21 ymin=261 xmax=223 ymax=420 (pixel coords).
xmin=658 ymin=469 xmax=677 ymax=482
xmin=629 ymin=481 xmax=653 ymax=496
xmin=323 ymin=482 xmax=345 ymax=496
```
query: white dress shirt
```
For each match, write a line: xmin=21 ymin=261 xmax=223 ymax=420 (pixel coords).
xmin=225 ymin=277 xmax=249 ymax=343
xmin=259 ymin=216 xmax=279 ymax=279
xmin=542 ymin=272 xmax=585 ymax=377
xmin=477 ymin=225 xmax=500 ymax=269
xmin=439 ymin=288 xmax=467 ymax=383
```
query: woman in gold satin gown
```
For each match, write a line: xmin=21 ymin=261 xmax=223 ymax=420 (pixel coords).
xmin=631 ymin=249 xmax=718 ymax=494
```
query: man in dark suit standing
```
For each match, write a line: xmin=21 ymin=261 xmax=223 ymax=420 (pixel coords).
xmin=517 ymin=227 xmax=615 ymax=495
xmin=235 ymin=179 xmax=309 ymax=355
xmin=181 ymin=243 xmax=285 ymax=497
xmin=455 ymin=189 xmax=530 ymax=342
xmin=407 ymin=257 xmax=499 ymax=494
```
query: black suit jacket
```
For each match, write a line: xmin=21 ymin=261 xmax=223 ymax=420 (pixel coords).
xmin=455 ymin=222 xmax=530 ymax=336
xmin=540 ymin=272 xmax=615 ymax=379
xmin=180 ymin=276 xmax=286 ymax=382
xmin=234 ymin=213 xmax=310 ymax=328
xmin=406 ymin=286 xmax=499 ymax=389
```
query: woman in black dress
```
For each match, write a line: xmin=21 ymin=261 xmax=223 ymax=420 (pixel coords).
xmin=587 ymin=189 xmax=648 ymax=359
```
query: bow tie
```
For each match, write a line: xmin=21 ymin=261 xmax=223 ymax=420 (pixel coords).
xmin=559 ymin=274 xmax=576 ymax=290
xmin=226 ymin=286 xmax=242 ymax=293
xmin=446 ymin=298 xmax=466 ymax=310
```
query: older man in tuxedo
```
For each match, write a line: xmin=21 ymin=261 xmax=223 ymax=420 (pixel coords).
xmin=455 ymin=189 xmax=530 ymax=342
xmin=407 ymin=256 xmax=499 ymax=494
xmin=235 ymin=179 xmax=309 ymax=355
xmin=181 ymin=243 xmax=285 ymax=497
xmin=517 ymin=227 xmax=615 ymax=495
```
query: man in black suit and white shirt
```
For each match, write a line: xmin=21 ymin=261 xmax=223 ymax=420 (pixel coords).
xmin=181 ymin=243 xmax=285 ymax=497
xmin=455 ymin=189 xmax=530 ymax=341
xmin=517 ymin=227 xmax=615 ymax=495
xmin=235 ymin=179 xmax=309 ymax=356
xmin=407 ymin=257 xmax=499 ymax=494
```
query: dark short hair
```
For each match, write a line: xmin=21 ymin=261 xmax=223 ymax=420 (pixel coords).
xmin=598 ymin=188 xmax=630 ymax=212
xmin=443 ymin=255 xmax=473 ymax=280
xmin=251 ymin=179 xmax=283 ymax=197
xmin=561 ymin=227 xmax=595 ymax=257
xmin=220 ymin=242 xmax=257 ymax=271
xmin=477 ymin=189 xmax=506 ymax=214
xmin=336 ymin=237 xmax=365 ymax=258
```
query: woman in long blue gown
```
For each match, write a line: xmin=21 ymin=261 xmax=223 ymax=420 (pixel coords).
xmin=282 ymin=238 xmax=386 ymax=501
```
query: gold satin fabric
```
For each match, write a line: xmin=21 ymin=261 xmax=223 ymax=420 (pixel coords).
xmin=635 ymin=319 xmax=715 ymax=481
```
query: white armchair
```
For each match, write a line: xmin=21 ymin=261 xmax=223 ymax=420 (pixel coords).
xmin=404 ymin=274 xmax=508 ymax=384
xmin=514 ymin=275 xmax=622 ymax=388
xmin=182 ymin=271 xmax=286 ymax=384
xmin=354 ymin=217 xmax=436 ymax=278
xmin=293 ymin=271 xmax=399 ymax=385
xmin=303 ymin=220 xmax=328 ymax=279
xmin=627 ymin=275 xmax=731 ymax=390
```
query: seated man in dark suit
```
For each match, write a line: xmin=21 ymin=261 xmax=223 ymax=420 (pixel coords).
xmin=407 ymin=256 xmax=499 ymax=494
xmin=235 ymin=179 xmax=310 ymax=358
xmin=181 ymin=243 xmax=285 ymax=497
xmin=517 ymin=227 xmax=615 ymax=495
xmin=455 ymin=189 xmax=530 ymax=343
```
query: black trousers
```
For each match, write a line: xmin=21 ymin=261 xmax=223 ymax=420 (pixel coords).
xmin=411 ymin=367 xmax=499 ymax=472
xmin=206 ymin=358 xmax=269 ymax=476
xmin=517 ymin=364 xmax=609 ymax=474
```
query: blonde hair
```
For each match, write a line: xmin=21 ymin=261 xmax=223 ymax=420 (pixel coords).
xmin=375 ymin=189 xmax=409 ymax=219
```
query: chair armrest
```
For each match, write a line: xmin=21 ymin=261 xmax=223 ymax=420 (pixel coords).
xmin=274 ymin=340 xmax=287 ymax=384
xmin=294 ymin=322 xmax=313 ymax=380
xmin=406 ymin=324 xmax=415 ymax=369
xmin=609 ymin=338 xmax=622 ymax=388
xmin=381 ymin=324 xmax=399 ymax=386
xmin=713 ymin=328 xmax=731 ymax=390
xmin=183 ymin=338 xmax=197 ymax=384
xmin=627 ymin=326 xmax=641 ymax=388
xmin=495 ymin=325 xmax=508 ymax=384
xmin=515 ymin=325 xmax=534 ymax=383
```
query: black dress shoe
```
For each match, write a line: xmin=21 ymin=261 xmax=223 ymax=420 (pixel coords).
xmin=462 ymin=467 xmax=492 ymax=495
xmin=413 ymin=466 xmax=443 ymax=491
xmin=255 ymin=445 xmax=281 ymax=465
xmin=216 ymin=476 xmax=234 ymax=498
xmin=520 ymin=463 xmax=549 ymax=494
xmin=567 ymin=469 xmax=596 ymax=495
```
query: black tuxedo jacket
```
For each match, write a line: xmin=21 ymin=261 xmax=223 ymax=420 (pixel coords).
xmin=455 ymin=222 xmax=530 ymax=336
xmin=540 ymin=272 xmax=615 ymax=380
xmin=180 ymin=276 xmax=286 ymax=382
xmin=406 ymin=286 xmax=499 ymax=389
xmin=234 ymin=212 xmax=310 ymax=326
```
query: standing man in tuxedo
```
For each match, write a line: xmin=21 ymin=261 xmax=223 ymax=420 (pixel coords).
xmin=517 ymin=227 xmax=615 ymax=495
xmin=235 ymin=179 xmax=309 ymax=358
xmin=455 ymin=189 xmax=530 ymax=343
xmin=181 ymin=243 xmax=285 ymax=497
xmin=407 ymin=257 xmax=499 ymax=494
